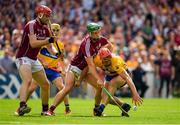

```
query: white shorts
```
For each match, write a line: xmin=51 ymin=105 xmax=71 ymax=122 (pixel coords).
xmin=67 ymin=65 xmax=82 ymax=81
xmin=15 ymin=57 xmax=43 ymax=73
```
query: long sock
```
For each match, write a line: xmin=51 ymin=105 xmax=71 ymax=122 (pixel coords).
xmin=42 ymin=104 xmax=49 ymax=112
xmin=65 ymin=104 xmax=70 ymax=110
xmin=99 ymin=104 xmax=105 ymax=112
xmin=20 ymin=101 xmax=26 ymax=108
xmin=95 ymin=104 xmax=99 ymax=108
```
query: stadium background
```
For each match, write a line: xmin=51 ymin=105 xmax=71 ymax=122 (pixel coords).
xmin=0 ymin=0 xmax=180 ymax=99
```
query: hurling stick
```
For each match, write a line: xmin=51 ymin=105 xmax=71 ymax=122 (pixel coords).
xmin=102 ymin=87 xmax=129 ymax=117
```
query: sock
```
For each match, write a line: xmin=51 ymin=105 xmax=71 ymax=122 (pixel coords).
xmin=20 ymin=101 xmax=26 ymax=108
xmin=99 ymin=104 xmax=105 ymax=112
xmin=50 ymin=105 xmax=56 ymax=112
xmin=65 ymin=104 xmax=70 ymax=110
xmin=42 ymin=104 xmax=49 ymax=112
xmin=95 ymin=104 xmax=100 ymax=108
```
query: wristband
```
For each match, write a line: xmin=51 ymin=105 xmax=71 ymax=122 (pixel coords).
xmin=48 ymin=37 xmax=54 ymax=43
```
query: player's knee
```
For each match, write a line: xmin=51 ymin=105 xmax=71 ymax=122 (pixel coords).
xmin=64 ymin=86 xmax=72 ymax=94
xmin=57 ymin=84 xmax=64 ymax=91
xmin=23 ymin=79 xmax=32 ymax=86
xmin=28 ymin=86 xmax=36 ymax=94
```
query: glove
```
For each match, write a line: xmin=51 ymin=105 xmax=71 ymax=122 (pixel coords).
xmin=48 ymin=37 xmax=55 ymax=43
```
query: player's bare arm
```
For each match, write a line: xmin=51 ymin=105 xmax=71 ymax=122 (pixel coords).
xmin=28 ymin=33 xmax=56 ymax=48
xmin=85 ymin=56 xmax=104 ymax=87
xmin=119 ymin=69 xmax=143 ymax=106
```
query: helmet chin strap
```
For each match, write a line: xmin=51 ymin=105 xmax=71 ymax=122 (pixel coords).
xmin=38 ymin=13 xmax=46 ymax=25
xmin=38 ymin=13 xmax=43 ymax=19
xmin=90 ymin=35 xmax=100 ymax=42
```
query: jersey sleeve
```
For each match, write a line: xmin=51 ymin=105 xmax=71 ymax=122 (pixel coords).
xmin=23 ymin=24 xmax=30 ymax=35
xmin=120 ymin=57 xmax=128 ymax=70
xmin=82 ymin=38 xmax=93 ymax=58
xmin=112 ymin=57 xmax=128 ymax=74
xmin=101 ymin=36 xmax=108 ymax=45
xmin=113 ymin=63 xmax=124 ymax=74
xmin=25 ymin=21 xmax=35 ymax=35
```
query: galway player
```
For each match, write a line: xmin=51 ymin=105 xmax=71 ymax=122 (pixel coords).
xmin=25 ymin=23 xmax=71 ymax=115
xmin=15 ymin=5 xmax=56 ymax=116
xmin=46 ymin=22 xmax=113 ymax=116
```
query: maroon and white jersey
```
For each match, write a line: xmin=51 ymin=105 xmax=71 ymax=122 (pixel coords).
xmin=71 ymin=35 xmax=108 ymax=70
xmin=16 ymin=19 xmax=50 ymax=60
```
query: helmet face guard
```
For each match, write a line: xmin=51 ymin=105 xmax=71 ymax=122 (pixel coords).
xmin=87 ymin=23 xmax=101 ymax=33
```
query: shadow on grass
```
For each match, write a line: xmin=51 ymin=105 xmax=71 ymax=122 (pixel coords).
xmin=70 ymin=115 xmax=123 ymax=118
xmin=13 ymin=114 xmax=45 ymax=118
xmin=13 ymin=113 xmax=126 ymax=118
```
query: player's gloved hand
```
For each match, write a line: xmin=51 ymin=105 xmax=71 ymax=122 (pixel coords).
xmin=48 ymin=37 xmax=55 ymax=43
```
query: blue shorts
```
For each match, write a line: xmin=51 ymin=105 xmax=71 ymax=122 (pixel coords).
xmin=105 ymin=74 xmax=126 ymax=88
xmin=105 ymin=69 xmax=131 ymax=82
xmin=105 ymin=74 xmax=119 ymax=82
xmin=44 ymin=68 xmax=61 ymax=82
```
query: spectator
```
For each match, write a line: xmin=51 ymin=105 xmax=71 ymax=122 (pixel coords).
xmin=140 ymin=52 xmax=155 ymax=98
xmin=11 ymin=29 xmax=22 ymax=51
xmin=156 ymin=50 xmax=173 ymax=98
xmin=171 ymin=47 xmax=180 ymax=97
xmin=0 ymin=47 xmax=17 ymax=74
xmin=132 ymin=63 xmax=148 ymax=98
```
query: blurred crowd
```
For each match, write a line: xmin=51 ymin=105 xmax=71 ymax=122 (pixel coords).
xmin=0 ymin=0 xmax=180 ymax=98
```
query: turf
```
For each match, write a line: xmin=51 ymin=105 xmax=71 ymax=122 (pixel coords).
xmin=0 ymin=98 xmax=180 ymax=124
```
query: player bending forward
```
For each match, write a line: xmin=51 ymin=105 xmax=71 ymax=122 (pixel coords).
xmin=93 ymin=48 xmax=143 ymax=116
xmin=45 ymin=22 xmax=113 ymax=116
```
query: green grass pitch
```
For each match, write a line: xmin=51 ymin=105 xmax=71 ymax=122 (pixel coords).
xmin=0 ymin=98 xmax=180 ymax=124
